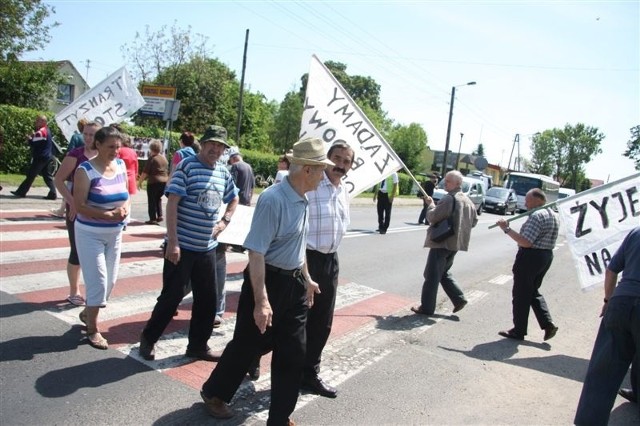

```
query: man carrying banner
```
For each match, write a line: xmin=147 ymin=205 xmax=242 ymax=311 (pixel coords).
xmin=411 ymin=170 xmax=477 ymax=316
xmin=575 ymin=226 xmax=640 ymax=425
xmin=496 ymin=188 xmax=559 ymax=341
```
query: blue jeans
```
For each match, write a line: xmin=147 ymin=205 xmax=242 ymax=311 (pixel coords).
xmin=575 ymin=296 xmax=640 ymax=425
xmin=420 ymin=248 xmax=466 ymax=314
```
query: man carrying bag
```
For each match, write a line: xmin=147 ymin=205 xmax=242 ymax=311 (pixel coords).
xmin=411 ymin=170 xmax=478 ymax=316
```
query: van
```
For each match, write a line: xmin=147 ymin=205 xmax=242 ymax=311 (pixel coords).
xmin=432 ymin=176 xmax=485 ymax=215
xmin=467 ymin=171 xmax=493 ymax=193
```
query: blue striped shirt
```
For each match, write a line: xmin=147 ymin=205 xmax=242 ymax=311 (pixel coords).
xmin=166 ymin=155 xmax=238 ymax=252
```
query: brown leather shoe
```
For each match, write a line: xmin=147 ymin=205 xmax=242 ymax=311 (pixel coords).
xmin=185 ymin=347 xmax=222 ymax=362
xmin=200 ymin=391 xmax=234 ymax=419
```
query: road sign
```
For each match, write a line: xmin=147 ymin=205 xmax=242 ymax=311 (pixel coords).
xmin=140 ymin=85 xmax=177 ymax=117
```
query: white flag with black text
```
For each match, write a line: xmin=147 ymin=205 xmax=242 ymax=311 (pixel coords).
xmin=300 ymin=55 xmax=403 ymax=199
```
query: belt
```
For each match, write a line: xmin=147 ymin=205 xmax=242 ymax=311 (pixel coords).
xmin=265 ymin=264 xmax=303 ymax=278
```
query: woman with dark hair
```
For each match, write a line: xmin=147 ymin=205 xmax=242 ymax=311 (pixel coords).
xmin=171 ymin=131 xmax=197 ymax=175
xmin=138 ymin=140 xmax=169 ymax=224
xmin=74 ymin=126 xmax=130 ymax=350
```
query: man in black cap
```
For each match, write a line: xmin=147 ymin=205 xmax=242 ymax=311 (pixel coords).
xmin=139 ymin=125 xmax=239 ymax=362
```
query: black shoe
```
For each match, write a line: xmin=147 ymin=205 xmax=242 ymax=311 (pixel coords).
xmin=301 ymin=375 xmax=337 ymax=398
xmin=10 ymin=191 xmax=25 ymax=198
xmin=44 ymin=194 xmax=57 ymax=200
xmin=247 ymin=356 xmax=260 ymax=380
xmin=185 ymin=347 xmax=222 ymax=362
xmin=618 ymin=388 xmax=637 ymax=403
xmin=379 ymin=229 xmax=387 ymax=234
xmin=499 ymin=329 xmax=524 ymax=341
xmin=543 ymin=324 xmax=558 ymax=341
xmin=139 ymin=333 xmax=156 ymax=360
xmin=453 ymin=300 xmax=468 ymax=313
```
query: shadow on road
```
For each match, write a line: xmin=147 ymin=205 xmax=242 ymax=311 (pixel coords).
xmin=35 ymin=356 xmax=149 ymax=398
xmin=0 ymin=325 xmax=84 ymax=361
xmin=439 ymin=340 xmax=594 ymax=383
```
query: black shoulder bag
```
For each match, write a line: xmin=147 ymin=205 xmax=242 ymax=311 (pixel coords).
xmin=430 ymin=195 xmax=456 ymax=242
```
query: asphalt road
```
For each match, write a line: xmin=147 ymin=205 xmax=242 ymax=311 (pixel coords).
xmin=1 ymin=186 xmax=637 ymax=425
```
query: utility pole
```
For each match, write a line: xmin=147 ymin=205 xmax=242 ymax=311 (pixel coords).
xmin=235 ymin=29 xmax=249 ymax=145
xmin=507 ymin=133 xmax=520 ymax=171
xmin=85 ymin=59 xmax=91 ymax=84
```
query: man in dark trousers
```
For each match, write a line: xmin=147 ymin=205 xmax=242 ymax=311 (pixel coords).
xmin=12 ymin=115 xmax=57 ymax=200
xmin=496 ymin=188 xmax=559 ymax=341
xmin=138 ymin=125 xmax=238 ymax=362
xmin=373 ymin=171 xmax=398 ymax=234
xmin=199 ymin=137 xmax=333 ymax=425
xmin=575 ymin=226 xmax=639 ymax=424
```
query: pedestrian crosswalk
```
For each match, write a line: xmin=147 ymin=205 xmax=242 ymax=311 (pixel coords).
xmin=1 ymin=209 xmax=435 ymax=421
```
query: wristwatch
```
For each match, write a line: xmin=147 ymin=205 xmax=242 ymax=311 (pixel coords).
xmin=221 ymin=214 xmax=231 ymax=223
xmin=503 ymin=227 xmax=511 ymax=234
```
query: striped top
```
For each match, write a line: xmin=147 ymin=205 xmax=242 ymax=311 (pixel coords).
xmin=166 ymin=155 xmax=238 ymax=252
xmin=76 ymin=159 xmax=129 ymax=227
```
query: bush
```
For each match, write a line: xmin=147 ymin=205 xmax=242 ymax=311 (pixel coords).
xmin=0 ymin=105 xmax=65 ymax=173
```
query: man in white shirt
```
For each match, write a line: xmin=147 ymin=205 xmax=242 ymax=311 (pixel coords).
xmin=301 ymin=141 xmax=354 ymax=398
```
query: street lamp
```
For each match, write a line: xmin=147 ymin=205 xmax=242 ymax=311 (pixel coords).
xmin=442 ymin=81 xmax=476 ymax=176
xmin=455 ymin=132 xmax=464 ymax=170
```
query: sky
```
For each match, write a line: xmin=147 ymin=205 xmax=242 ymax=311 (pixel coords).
xmin=24 ymin=0 xmax=640 ymax=182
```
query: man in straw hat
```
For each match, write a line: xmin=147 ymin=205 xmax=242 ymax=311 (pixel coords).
xmin=200 ymin=137 xmax=333 ymax=425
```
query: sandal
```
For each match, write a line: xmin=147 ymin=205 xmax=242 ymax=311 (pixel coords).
xmin=87 ymin=332 xmax=108 ymax=350
xmin=67 ymin=295 xmax=85 ymax=306
xmin=79 ymin=310 xmax=87 ymax=325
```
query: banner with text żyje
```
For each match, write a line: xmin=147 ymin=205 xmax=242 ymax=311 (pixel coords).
xmin=557 ymin=172 xmax=640 ymax=290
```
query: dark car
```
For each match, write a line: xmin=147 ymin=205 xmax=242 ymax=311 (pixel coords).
xmin=483 ymin=187 xmax=517 ymax=215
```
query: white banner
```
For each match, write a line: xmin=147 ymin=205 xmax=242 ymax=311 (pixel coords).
xmin=55 ymin=66 xmax=145 ymax=141
xmin=557 ymin=172 xmax=640 ymax=290
xmin=300 ymin=55 xmax=403 ymax=199
xmin=217 ymin=204 xmax=254 ymax=246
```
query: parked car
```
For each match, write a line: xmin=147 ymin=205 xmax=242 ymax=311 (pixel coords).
xmin=432 ymin=176 xmax=485 ymax=215
xmin=483 ymin=187 xmax=517 ymax=215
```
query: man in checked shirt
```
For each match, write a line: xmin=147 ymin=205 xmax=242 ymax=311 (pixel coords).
xmin=296 ymin=140 xmax=354 ymax=398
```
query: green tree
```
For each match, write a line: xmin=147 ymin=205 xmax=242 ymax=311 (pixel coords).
xmin=528 ymin=123 xmax=603 ymax=189
xmin=387 ymin=122 xmax=427 ymax=172
xmin=0 ymin=60 xmax=64 ymax=109
xmin=145 ymin=56 xmax=237 ymax=134
xmin=299 ymin=60 xmax=383 ymax=116
xmin=472 ymin=143 xmax=485 ymax=157
xmin=271 ymin=90 xmax=303 ymax=153
xmin=0 ymin=0 xmax=59 ymax=60
xmin=623 ymin=125 xmax=640 ymax=170
xmin=528 ymin=131 xmax=555 ymax=176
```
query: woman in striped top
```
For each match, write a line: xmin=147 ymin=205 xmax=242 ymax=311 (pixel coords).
xmin=73 ymin=126 xmax=130 ymax=350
